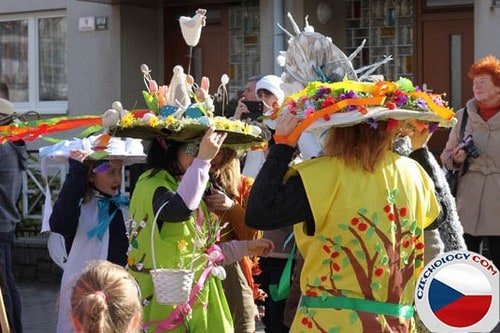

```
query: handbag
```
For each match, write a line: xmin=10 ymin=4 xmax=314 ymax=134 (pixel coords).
xmin=445 ymin=108 xmax=468 ymax=197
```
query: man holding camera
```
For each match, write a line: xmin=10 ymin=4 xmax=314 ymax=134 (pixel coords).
xmin=441 ymin=55 xmax=500 ymax=269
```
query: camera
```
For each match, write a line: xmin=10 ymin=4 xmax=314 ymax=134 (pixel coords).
xmin=459 ymin=134 xmax=480 ymax=158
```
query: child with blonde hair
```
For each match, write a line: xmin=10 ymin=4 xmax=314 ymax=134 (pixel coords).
xmin=70 ymin=260 xmax=142 ymax=333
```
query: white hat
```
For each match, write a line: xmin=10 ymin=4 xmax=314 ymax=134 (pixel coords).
xmin=39 ymin=135 xmax=146 ymax=166
xmin=0 ymin=98 xmax=14 ymax=115
xmin=255 ymin=75 xmax=284 ymax=104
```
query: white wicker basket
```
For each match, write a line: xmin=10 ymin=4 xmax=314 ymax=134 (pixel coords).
xmin=150 ymin=200 xmax=196 ymax=305
xmin=150 ymin=268 xmax=194 ymax=305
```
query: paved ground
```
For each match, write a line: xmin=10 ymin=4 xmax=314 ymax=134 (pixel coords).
xmin=17 ymin=281 xmax=265 ymax=332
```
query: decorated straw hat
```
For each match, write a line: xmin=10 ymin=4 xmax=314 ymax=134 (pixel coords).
xmin=272 ymin=14 xmax=456 ymax=145
xmin=102 ymin=64 xmax=265 ymax=150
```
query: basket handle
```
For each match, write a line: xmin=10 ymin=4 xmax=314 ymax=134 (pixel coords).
xmin=150 ymin=199 xmax=197 ymax=272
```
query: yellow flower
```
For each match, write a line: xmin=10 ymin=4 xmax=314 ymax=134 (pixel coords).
xmin=120 ymin=112 xmax=135 ymax=128
xmin=148 ymin=115 xmax=159 ymax=127
xmin=165 ymin=116 xmax=176 ymax=125
xmin=177 ymin=239 xmax=188 ymax=252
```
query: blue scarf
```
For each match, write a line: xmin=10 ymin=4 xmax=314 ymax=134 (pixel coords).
xmin=87 ymin=194 xmax=129 ymax=240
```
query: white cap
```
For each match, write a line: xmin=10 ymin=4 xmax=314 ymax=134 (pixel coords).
xmin=255 ymin=75 xmax=284 ymax=104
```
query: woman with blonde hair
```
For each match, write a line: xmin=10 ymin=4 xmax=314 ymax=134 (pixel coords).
xmin=70 ymin=260 xmax=142 ymax=333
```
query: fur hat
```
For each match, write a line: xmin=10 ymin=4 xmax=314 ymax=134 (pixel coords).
xmin=255 ymin=75 xmax=285 ymax=104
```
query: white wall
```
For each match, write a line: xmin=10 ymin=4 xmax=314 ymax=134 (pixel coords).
xmin=66 ymin=0 xmax=121 ymax=117
xmin=474 ymin=0 xmax=500 ymax=59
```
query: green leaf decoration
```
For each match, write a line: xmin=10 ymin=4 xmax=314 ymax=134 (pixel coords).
xmin=372 ymin=212 xmax=379 ymax=225
xmin=332 ymin=274 xmax=342 ymax=281
xmin=381 ymin=256 xmax=389 ymax=264
xmin=403 ymin=254 xmax=409 ymax=264
xmin=370 ymin=282 xmax=382 ymax=289
xmin=142 ymin=90 xmax=158 ymax=112
xmin=317 ymin=235 xmax=326 ymax=241
xmin=300 ymin=307 xmax=308 ymax=314
xmin=366 ymin=226 xmax=375 ymax=239
xmin=401 ymin=219 xmax=409 ymax=228
xmin=342 ymin=257 xmax=350 ymax=267
xmin=391 ymin=223 xmax=397 ymax=232
xmin=410 ymin=221 xmax=417 ymax=233
xmin=349 ymin=311 xmax=359 ymax=324
xmin=334 ymin=244 xmax=342 ymax=252
xmin=358 ymin=208 xmax=368 ymax=215
xmin=339 ymin=223 xmax=348 ymax=230
xmin=415 ymin=227 xmax=423 ymax=236
xmin=355 ymin=250 xmax=366 ymax=259
xmin=321 ymin=291 xmax=329 ymax=301
xmin=350 ymin=238 xmax=359 ymax=245
xmin=309 ymin=309 xmax=316 ymax=317
xmin=312 ymin=277 xmax=321 ymax=287
xmin=322 ymin=259 xmax=331 ymax=265
xmin=328 ymin=327 xmax=340 ymax=333
xmin=375 ymin=243 xmax=382 ymax=253
xmin=333 ymin=235 xmax=342 ymax=244
xmin=131 ymin=239 xmax=138 ymax=248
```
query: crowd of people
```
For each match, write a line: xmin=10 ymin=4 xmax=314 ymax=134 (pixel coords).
xmin=0 ymin=17 xmax=499 ymax=333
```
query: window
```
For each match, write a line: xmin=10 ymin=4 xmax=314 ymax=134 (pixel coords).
xmin=0 ymin=11 xmax=67 ymax=114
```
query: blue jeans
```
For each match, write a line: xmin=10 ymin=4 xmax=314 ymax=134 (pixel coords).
xmin=0 ymin=231 xmax=23 ymax=333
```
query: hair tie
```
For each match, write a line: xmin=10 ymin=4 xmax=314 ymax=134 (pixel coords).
xmin=94 ymin=291 xmax=107 ymax=301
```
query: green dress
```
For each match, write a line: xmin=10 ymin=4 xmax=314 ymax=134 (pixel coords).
xmin=127 ymin=169 xmax=233 ymax=332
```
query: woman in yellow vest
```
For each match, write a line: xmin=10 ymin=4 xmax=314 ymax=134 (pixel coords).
xmin=245 ymin=76 xmax=457 ymax=332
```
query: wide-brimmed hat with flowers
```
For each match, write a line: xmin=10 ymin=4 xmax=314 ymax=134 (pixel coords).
xmin=272 ymin=14 xmax=456 ymax=145
xmin=102 ymin=64 xmax=265 ymax=150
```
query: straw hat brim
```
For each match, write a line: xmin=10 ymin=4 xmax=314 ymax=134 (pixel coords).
xmin=110 ymin=123 xmax=265 ymax=149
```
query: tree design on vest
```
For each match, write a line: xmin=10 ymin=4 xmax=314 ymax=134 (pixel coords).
xmin=299 ymin=189 xmax=424 ymax=332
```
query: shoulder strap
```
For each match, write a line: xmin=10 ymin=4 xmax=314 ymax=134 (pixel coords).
xmin=459 ymin=107 xmax=468 ymax=139
xmin=459 ymin=107 xmax=470 ymax=174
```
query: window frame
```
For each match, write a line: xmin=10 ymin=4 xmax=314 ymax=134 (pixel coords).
xmin=0 ymin=10 xmax=67 ymax=115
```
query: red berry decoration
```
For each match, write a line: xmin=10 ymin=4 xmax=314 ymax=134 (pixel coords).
xmin=375 ymin=267 xmax=384 ymax=276
xmin=384 ymin=204 xmax=391 ymax=213
xmin=321 ymin=275 xmax=327 ymax=282
xmin=323 ymin=245 xmax=331 ymax=253
xmin=330 ymin=251 xmax=339 ymax=259
xmin=351 ymin=217 xmax=359 ymax=225
xmin=358 ymin=223 xmax=367 ymax=231
xmin=400 ymin=207 xmax=407 ymax=217
xmin=332 ymin=263 xmax=340 ymax=271
xmin=301 ymin=317 xmax=309 ymax=325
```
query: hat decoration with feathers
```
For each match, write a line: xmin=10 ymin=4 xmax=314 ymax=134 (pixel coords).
xmin=103 ymin=64 xmax=264 ymax=149
xmin=273 ymin=14 xmax=456 ymax=145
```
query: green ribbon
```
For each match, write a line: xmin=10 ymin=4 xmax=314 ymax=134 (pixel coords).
xmin=301 ymin=295 xmax=414 ymax=318
xmin=269 ymin=243 xmax=296 ymax=302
